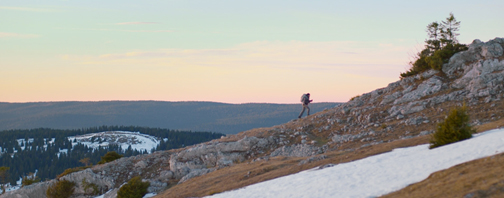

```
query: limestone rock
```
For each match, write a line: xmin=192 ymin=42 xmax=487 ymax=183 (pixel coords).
xmin=134 ymin=160 xmax=148 ymax=169
xmin=0 ymin=180 xmax=55 ymax=198
xmin=394 ymin=76 xmax=445 ymax=105
xmin=147 ymin=180 xmax=168 ymax=192
xmin=103 ymin=188 xmax=119 ymax=198
xmin=298 ymin=155 xmax=328 ymax=165
xmin=270 ymin=144 xmax=320 ymax=157
xmin=178 ymin=168 xmax=216 ymax=184
xmin=444 ymin=38 xmax=504 ymax=77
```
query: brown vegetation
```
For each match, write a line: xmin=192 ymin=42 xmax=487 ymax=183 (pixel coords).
xmin=57 ymin=166 xmax=91 ymax=179
xmin=381 ymin=152 xmax=504 ymax=198
xmin=46 ymin=179 xmax=76 ymax=198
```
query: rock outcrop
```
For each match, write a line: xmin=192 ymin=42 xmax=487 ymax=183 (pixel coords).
xmin=3 ymin=37 xmax=503 ymax=198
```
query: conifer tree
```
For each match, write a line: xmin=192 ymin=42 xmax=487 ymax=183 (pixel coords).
xmin=440 ymin=12 xmax=461 ymax=46
xmin=79 ymin=158 xmax=91 ymax=166
xmin=426 ymin=22 xmax=442 ymax=52
xmin=0 ymin=166 xmax=9 ymax=194
xmin=97 ymin=151 xmax=123 ymax=164
xmin=117 ymin=176 xmax=150 ymax=198
xmin=46 ymin=179 xmax=76 ymax=198
xmin=21 ymin=172 xmax=41 ymax=187
xmin=430 ymin=105 xmax=474 ymax=149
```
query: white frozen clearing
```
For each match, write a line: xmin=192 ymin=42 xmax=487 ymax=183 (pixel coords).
xmin=208 ymin=128 xmax=504 ymax=198
xmin=68 ymin=131 xmax=160 ymax=153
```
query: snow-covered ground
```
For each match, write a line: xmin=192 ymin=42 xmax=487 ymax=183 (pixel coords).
xmin=3 ymin=131 xmax=162 ymax=193
xmin=4 ymin=131 xmax=161 ymax=157
xmin=68 ymin=131 xmax=160 ymax=153
xmin=3 ymin=171 xmax=37 ymax=193
xmin=2 ymin=138 xmax=54 ymax=157
xmin=207 ymin=128 xmax=504 ymax=198
xmin=93 ymin=191 xmax=156 ymax=198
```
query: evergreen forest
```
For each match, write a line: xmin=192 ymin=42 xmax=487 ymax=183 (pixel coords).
xmin=0 ymin=126 xmax=223 ymax=185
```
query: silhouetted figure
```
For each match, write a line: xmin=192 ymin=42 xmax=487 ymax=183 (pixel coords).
xmin=298 ymin=93 xmax=313 ymax=118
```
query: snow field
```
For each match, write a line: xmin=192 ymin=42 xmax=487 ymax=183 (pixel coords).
xmin=68 ymin=131 xmax=160 ymax=153
xmin=207 ymin=128 xmax=504 ymax=198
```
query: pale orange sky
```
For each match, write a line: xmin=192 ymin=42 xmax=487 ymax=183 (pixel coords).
xmin=1 ymin=41 xmax=410 ymax=103
xmin=1 ymin=1 xmax=502 ymax=103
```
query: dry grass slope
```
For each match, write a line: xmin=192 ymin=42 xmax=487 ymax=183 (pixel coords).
xmin=381 ymin=152 xmax=504 ymax=198
xmin=156 ymin=114 xmax=504 ymax=198
xmin=156 ymin=135 xmax=431 ymax=198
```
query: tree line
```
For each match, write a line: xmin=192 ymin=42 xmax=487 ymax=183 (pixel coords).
xmin=0 ymin=126 xmax=223 ymax=186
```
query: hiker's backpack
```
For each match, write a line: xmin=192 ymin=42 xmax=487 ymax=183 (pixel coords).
xmin=300 ymin=94 xmax=307 ymax=103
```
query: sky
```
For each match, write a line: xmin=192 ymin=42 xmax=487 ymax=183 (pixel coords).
xmin=208 ymin=128 xmax=504 ymax=198
xmin=1 ymin=0 xmax=503 ymax=104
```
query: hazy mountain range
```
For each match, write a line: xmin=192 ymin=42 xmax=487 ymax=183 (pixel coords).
xmin=0 ymin=101 xmax=339 ymax=134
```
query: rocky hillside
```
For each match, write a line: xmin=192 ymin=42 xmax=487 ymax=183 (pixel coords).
xmin=2 ymin=37 xmax=503 ymax=198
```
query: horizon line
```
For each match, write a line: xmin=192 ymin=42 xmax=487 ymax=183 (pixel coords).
xmin=0 ymin=100 xmax=344 ymax=105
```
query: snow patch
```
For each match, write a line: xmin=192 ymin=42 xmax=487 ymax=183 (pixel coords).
xmin=68 ymin=131 xmax=160 ymax=153
xmin=207 ymin=128 xmax=504 ymax=198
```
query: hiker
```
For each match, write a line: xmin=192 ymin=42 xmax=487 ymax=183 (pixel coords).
xmin=298 ymin=93 xmax=313 ymax=118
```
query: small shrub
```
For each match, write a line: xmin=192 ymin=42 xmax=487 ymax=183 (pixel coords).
xmin=117 ymin=176 xmax=150 ymax=198
xmin=57 ymin=166 xmax=90 ymax=179
xmin=97 ymin=151 xmax=123 ymax=164
xmin=401 ymin=49 xmax=431 ymax=78
xmin=208 ymin=190 xmax=222 ymax=195
xmin=79 ymin=158 xmax=92 ymax=166
xmin=46 ymin=179 xmax=76 ymax=198
xmin=401 ymin=44 xmax=468 ymax=78
xmin=82 ymin=178 xmax=101 ymax=195
xmin=429 ymin=105 xmax=474 ymax=149
xmin=349 ymin=95 xmax=361 ymax=101
xmin=21 ymin=174 xmax=41 ymax=187
xmin=0 ymin=166 xmax=9 ymax=194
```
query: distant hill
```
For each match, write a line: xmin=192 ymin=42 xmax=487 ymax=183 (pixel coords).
xmin=0 ymin=101 xmax=340 ymax=134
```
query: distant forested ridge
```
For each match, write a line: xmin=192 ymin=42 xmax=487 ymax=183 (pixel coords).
xmin=0 ymin=101 xmax=340 ymax=134
xmin=0 ymin=126 xmax=223 ymax=185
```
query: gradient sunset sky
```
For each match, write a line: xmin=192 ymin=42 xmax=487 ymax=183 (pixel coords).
xmin=1 ymin=0 xmax=503 ymax=104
